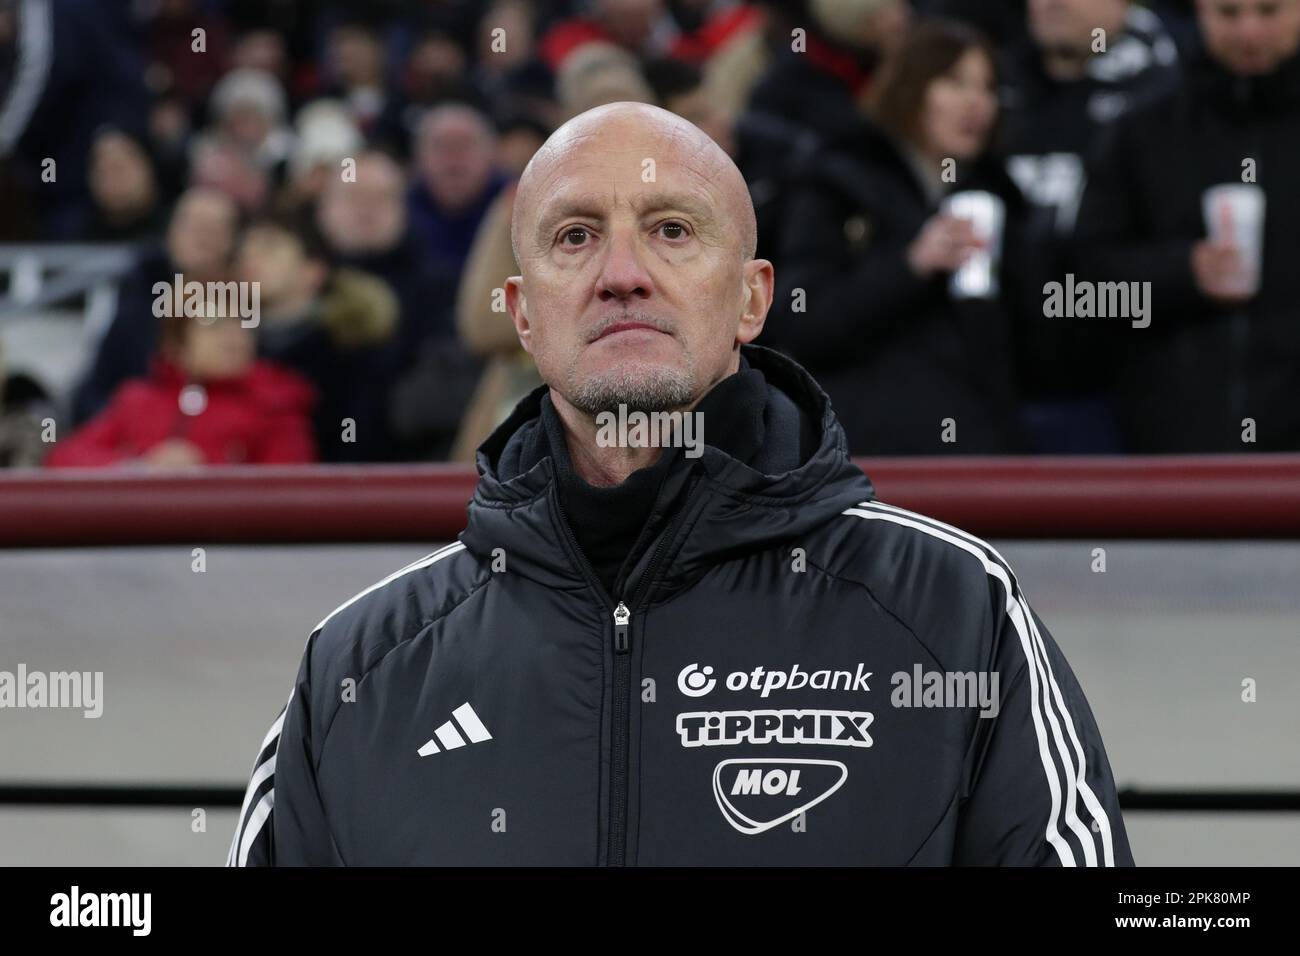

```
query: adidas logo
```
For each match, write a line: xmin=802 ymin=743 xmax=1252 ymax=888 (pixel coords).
xmin=417 ymin=702 xmax=492 ymax=757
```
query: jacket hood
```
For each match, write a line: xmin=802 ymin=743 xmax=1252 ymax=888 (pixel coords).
xmin=459 ymin=344 xmax=876 ymax=598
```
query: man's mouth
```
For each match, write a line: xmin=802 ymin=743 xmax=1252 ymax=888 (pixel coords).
xmin=592 ymin=321 xmax=669 ymax=342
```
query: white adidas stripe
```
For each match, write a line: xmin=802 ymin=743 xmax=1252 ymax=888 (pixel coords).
xmin=227 ymin=698 xmax=289 ymax=866
xmin=418 ymin=702 xmax=493 ymax=756
xmin=238 ymin=789 xmax=275 ymax=867
xmin=452 ymin=702 xmax=493 ymax=743
xmin=858 ymin=500 xmax=1116 ymax=866
xmin=311 ymin=542 xmax=466 ymax=635
xmin=843 ymin=501 xmax=1113 ymax=866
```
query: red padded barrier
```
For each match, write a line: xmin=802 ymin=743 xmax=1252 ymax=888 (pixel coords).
xmin=1 ymin=455 xmax=1298 ymax=546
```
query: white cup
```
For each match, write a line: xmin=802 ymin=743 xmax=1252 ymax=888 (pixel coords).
xmin=1202 ymin=183 xmax=1266 ymax=297
xmin=941 ymin=190 xmax=1005 ymax=300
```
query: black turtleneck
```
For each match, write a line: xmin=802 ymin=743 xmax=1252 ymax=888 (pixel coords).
xmin=525 ymin=355 xmax=771 ymax=598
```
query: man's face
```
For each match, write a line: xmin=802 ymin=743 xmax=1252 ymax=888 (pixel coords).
xmin=416 ymin=111 xmax=496 ymax=213
xmin=317 ymin=155 xmax=406 ymax=254
xmin=330 ymin=26 xmax=383 ymax=86
xmin=508 ymin=111 xmax=769 ymax=415
xmin=89 ymin=131 xmax=155 ymax=214
xmin=1198 ymin=0 xmax=1300 ymax=75
xmin=1029 ymin=0 xmax=1129 ymax=54
xmin=236 ymin=225 xmax=321 ymax=311
xmin=167 ymin=190 xmax=237 ymax=275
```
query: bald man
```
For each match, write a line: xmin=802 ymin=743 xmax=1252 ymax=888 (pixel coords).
xmin=231 ymin=103 xmax=1133 ymax=867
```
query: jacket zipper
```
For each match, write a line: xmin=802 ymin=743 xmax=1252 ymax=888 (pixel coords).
xmin=605 ymin=476 xmax=699 ymax=865
xmin=549 ymin=473 xmax=701 ymax=866
xmin=608 ymin=600 xmax=632 ymax=863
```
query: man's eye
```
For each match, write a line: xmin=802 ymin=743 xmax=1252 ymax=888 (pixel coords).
xmin=561 ymin=227 xmax=590 ymax=246
xmin=659 ymin=221 xmax=688 ymax=240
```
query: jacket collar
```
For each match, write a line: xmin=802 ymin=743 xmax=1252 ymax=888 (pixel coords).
xmin=459 ymin=345 xmax=876 ymax=598
xmin=1189 ymin=44 xmax=1300 ymax=114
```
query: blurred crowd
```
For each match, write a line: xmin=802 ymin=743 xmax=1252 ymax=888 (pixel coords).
xmin=0 ymin=0 xmax=1297 ymax=468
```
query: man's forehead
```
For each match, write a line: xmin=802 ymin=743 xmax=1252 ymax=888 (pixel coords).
xmin=530 ymin=143 xmax=724 ymax=222
xmin=513 ymin=102 xmax=754 ymax=256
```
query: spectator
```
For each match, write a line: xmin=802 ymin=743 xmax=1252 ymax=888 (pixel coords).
xmin=144 ymin=0 xmax=232 ymax=112
xmin=315 ymin=149 xmax=460 ymax=370
xmin=228 ymin=28 xmax=293 ymax=96
xmin=915 ymin=0 xmax=1028 ymax=45
xmin=764 ymin=18 xmax=1031 ymax=454
xmin=407 ymin=103 xmax=511 ymax=277
xmin=1075 ymin=0 xmax=1300 ymax=452
xmin=235 ymin=212 xmax=399 ymax=462
xmin=0 ymin=340 xmax=48 ymax=468
xmin=320 ymin=14 xmax=405 ymax=148
xmin=278 ymin=99 xmax=363 ymax=213
xmin=85 ymin=127 xmax=168 ymax=242
xmin=738 ymin=0 xmax=912 ymax=262
xmin=200 ymin=67 xmax=295 ymax=176
xmin=553 ymin=41 xmax=657 ymax=115
xmin=695 ymin=1 xmax=776 ymax=121
xmin=493 ymin=112 xmax=551 ymax=178
xmin=643 ymin=55 xmax=737 ymax=155
xmin=436 ymin=182 xmax=535 ymax=463
xmin=472 ymin=0 xmax=555 ymax=126
xmin=0 ymin=0 xmax=151 ymax=239
xmin=72 ymin=187 xmax=241 ymax=424
xmin=47 ymin=306 xmax=317 ymax=469
xmin=999 ymin=0 xmax=1181 ymax=451
xmin=1149 ymin=0 xmax=1204 ymax=58
xmin=746 ymin=0 xmax=913 ymax=147
xmin=539 ymin=0 xmax=679 ymax=70
xmin=188 ymin=134 xmax=273 ymax=214
xmin=1004 ymin=1 xmax=1180 ymax=237
xmin=400 ymin=25 xmax=491 ymax=126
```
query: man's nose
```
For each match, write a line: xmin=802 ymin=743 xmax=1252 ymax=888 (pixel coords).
xmin=595 ymin=228 xmax=654 ymax=302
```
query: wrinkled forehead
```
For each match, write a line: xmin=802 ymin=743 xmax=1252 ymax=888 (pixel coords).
xmin=520 ymin=121 xmax=732 ymax=242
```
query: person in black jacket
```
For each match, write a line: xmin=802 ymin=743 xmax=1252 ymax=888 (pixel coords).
xmin=765 ymin=19 xmax=1033 ymax=455
xmin=1074 ymin=0 xmax=1300 ymax=452
xmin=234 ymin=211 xmax=404 ymax=463
xmin=998 ymin=0 xmax=1181 ymax=451
xmin=230 ymin=100 xmax=1131 ymax=867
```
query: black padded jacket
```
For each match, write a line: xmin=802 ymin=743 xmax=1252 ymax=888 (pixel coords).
xmin=229 ymin=345 xmax=1133 ymax=866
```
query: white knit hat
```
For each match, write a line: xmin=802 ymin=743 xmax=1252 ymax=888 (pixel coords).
xmin=211 ymin=68 xmax=288 ymax=124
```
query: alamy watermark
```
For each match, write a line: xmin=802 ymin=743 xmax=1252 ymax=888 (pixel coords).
xmin=152 ymin=273 xmax=260 ymax=327
xmin=0 ymin=664 xmax=103 ymax=718
xmin=1043 ymin=274 xmax=1151 ymax=328
xmin=50 ymin=886 xmax=150 ymax=936
xmin=891 ymin=666 xmax=999 ymax=718
xmin=595 ymin=404 xmax=704 ymax=458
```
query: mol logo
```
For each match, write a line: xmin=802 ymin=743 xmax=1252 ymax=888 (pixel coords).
xmin=713 ymin=758 xmax=848 ymax=834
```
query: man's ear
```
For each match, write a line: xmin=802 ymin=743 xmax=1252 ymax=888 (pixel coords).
xmin=736 ymin=258 xmax=774 ymax=347
xmin=504 ymin=275 xmax=531 ymax=353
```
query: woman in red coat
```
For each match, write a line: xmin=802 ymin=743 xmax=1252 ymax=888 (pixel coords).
xmin=47 ymin=308 xmax=318 ymax=468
